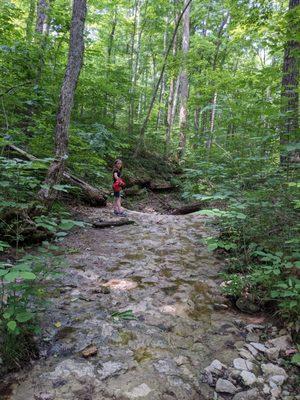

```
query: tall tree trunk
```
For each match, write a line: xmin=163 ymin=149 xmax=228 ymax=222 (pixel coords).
xmin=205 ymin=13 xmax=229 ymax=150
xmin=128 ymin=0 xmax=140 ymax=134
xmin=165 ymin=9 xmax=179 ymax=156
xmin=206 ymin=91 xmax=217 ymax=149
xmin=135 ymin=0 xmax=193 ymax=156
xmin=38 ymin=0 xmax=87 ymax=204
xmin=280 ymin=0 xmax=300 ymax=165
xmin=156 ymin=20 xmax=169 ymax=130
xmin=35 ymin=0 xmax=50 ymax=34
xmin=35 ymin=0 xmax=52 ymax=84
xmin=194 ymin=107 xmax=200 ymax=134
xmin=104 ymin=7 xmax=118 ymax=120
xmin=26 ymin=0 xmax=36 ymax=42
xmin=178 ymin=0 xmax=191 ymax=160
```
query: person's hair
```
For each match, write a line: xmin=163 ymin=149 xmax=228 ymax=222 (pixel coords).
xmin=113 ymin=159 xmax=122 ymax=171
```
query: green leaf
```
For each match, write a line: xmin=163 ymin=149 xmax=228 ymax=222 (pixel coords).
xmin=3 ymin=312 xmax=12 ymax=319
xmin=15 ymin=311 xmax=34 ymax=323
xmin=291 ymin=353 xmax=300 ymax=365
xmin=19 ymin=271 xmax=36 ymax=280
xmin=4 ymin=271 xmax=20 ymax=282
xmin=7 ymin=320 xmax=17 ymax=332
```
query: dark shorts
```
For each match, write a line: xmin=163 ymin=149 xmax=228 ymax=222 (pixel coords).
xmin=114 ymin=191 xmax=120 ymax=198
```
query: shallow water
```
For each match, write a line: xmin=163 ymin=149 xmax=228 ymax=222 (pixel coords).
xmin=5 ymin=208 xmax=253 ymax=400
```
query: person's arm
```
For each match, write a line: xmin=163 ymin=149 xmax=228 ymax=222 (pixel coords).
xmin=113 ymin=172 xmax=119 ymax=181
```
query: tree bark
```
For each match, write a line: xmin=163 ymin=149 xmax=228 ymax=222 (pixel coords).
xmin=280 ymin=0 xmax=300 ymax=165
xmin=170 ymin=202 xmax=203 ymax=215
xmin=128 ymin=0 xmax=140 ymax=134
xmin=178 ymin=0 xmax=191 ymax=160
xmin=206 ymin=91 xmax=217 ymax=149
xmin=134 ymin=0 xmax=193 ymax=156
xmin=38 ymin=0 xmax=87 ymax=205
xmin=165 ymin=9 xmax=179 ymax=156
xmin=93 ymin=219 xmax=135 ymax=229
xmin=35 ymin=0 xmax=50 ymax=35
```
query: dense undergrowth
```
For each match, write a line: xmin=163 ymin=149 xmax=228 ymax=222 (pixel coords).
xmin=183 ymin=152 xmax=300 ymax=354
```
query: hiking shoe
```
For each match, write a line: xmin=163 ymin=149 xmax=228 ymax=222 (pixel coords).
xmin=118 ymin=211 xmax=127 ymax=217
xmin=113 ymin=210 xmax=120 ymax=216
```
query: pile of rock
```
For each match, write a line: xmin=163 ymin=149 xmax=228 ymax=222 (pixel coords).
xmin=202 ymin=325 xmax=299 ymax=400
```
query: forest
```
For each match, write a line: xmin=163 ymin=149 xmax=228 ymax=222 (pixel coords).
xmin=0 ymin=0 xmax=299 ymax=399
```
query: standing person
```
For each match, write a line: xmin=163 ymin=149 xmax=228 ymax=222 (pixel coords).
xmin=112 ymin=159 xmax=126 ymax=216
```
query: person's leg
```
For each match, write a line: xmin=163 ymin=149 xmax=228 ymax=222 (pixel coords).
xmin=114 ymin=192 xmax=120 ymax=213
xmin=117 ymin=196 xmax=122 ymax=213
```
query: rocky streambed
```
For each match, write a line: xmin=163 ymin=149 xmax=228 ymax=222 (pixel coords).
xmin=2 ymin=207 xmax=299 ymax=400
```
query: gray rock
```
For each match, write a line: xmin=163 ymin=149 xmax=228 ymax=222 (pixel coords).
xmin=270 ymin=387 xmax=281 ymax=398
xmin=153 ymin=359 xmax=176 ymax=374
xmin=269 ymin=375 xmax=287 ymax=386
xmin=232 ymin=388 xmax=261 ymax=400
xmin=34 ymin=394 xmax=55 ymax=400
xmin=261 ymin=363 xmax=287 ymax=378
xmin=228 ymin=367 xmax=241 ymax=380
xmin=267 ymin=335 xmax=292 ymax=352
xmin=47 ymin=359 xmax=95 ymax=380
xmin=97 ymin=361 xmax=124 ymax=380
xmin=263 ymin=384 xmax=270 ymax=395
xmin=215 ymin=378 xmax=238 ymax=394
xmin=269 ymin=380 xmax=278 ymax=390
xmin=240 ymin=370 xmax=257 ymax=386
xmin=245 ymin=344 xmax=258 ymax=357
xmin=265 ymin=347 xmax=280 ymax=361
xmin=205 ymin=359 xmax=227 ymax=375
xmin=249 ymin=342 xmax=267 ymax=353
xmin=125 ymin=383 xmax=152 ymax=398
xmin=239 ymin=349 xmax=255 ymax=361
xmin=246 ymin=333 xmax=260 ymax=343
xmin=233 ymin=358 xmax=253 ymax=371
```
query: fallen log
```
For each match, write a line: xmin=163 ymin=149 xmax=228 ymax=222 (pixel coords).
xmin=149 ymin=181 xmax=177 ymax=193
xmin=170 ymin=202 xmax=203 ymax=215
xmin=6 ymin=144 xmax=107 ymax=206
xmin=92 ymin=219 xmax=135 ymax=228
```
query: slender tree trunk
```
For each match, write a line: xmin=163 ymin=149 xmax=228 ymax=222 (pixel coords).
xmin=205 ymin=13 xmax=229 ymax=150
xmin=156 ymin=20 xmax=169 ymax=130
xmin=38 ymin=0 xmax=87 ymax=204
xmin=206 ymin=92 xmax=217 ymax=149
xmin=35 ymin=0 xmax=50 ymax=34
xmin=135 ymin=0 xmax=193 ymax=156
xmin=104 ymin=7 xmax=118 ymax=120
xmin=194 ymin=107 xmax=200 ymax=134
xmin=178 ymin=0 xmax=191 ymax=160
xmin=35 ymin=0 xmax=52 ymax=84
xmin=128 ymin=0 xmax=140 ymax=133
xmin=165 ymin=9 xmax=179 ymax=156
xmin=26 ymin=0 xmax=36 ymax=42
xmin=280 ymin=0 xmax=300 ymax=165
xmin=165 ymin=75 xmax=180 ymax=155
